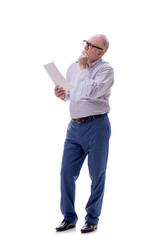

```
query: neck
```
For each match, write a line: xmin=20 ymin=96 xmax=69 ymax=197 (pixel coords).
xmin=88 ymin=57 xmax=100 ymax=66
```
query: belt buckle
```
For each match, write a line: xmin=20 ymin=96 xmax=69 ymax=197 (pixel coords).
xmin=76 ymin=119 xmax=81 ymax=124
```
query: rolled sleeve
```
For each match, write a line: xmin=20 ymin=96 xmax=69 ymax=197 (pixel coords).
xmin=79 ymin=67 xmax=114 ymax=99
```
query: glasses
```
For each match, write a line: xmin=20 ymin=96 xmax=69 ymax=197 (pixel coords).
xmin=83 ymin=40 xmax=103 ymax=50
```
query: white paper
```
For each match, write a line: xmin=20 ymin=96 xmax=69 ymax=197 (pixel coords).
xmin=43 ymin=62 xmax=74 ymax=91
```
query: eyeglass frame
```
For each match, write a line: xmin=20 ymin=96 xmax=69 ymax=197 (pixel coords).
xmin=83 ymin=40 xmax=103 ymax=50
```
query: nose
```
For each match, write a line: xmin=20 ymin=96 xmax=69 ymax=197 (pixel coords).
xmin=84 ymin=44 xmax=89 ymax=51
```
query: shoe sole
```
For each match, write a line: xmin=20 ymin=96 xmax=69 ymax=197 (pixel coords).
xmin=81 ymin=226 xmax=97 ymax=233
xmin=56 ymin=225 xmax=76 ymax=232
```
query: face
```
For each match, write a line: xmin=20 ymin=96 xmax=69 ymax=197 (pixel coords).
xmin=84 ymin=37 xmax=105 ymax=64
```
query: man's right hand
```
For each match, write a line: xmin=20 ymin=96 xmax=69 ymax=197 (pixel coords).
xmin=54 ymin=85 xmax=66 ymax=99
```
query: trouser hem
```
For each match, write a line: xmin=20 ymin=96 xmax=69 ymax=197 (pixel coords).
xmin=85 ymin=216 xmax=99 ymax=225
xmin=64 ymin=217 xmax=77 ymax=225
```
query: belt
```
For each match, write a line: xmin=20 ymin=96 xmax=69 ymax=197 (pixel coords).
xmin=72 ymin=113 xmax=107 ymax=124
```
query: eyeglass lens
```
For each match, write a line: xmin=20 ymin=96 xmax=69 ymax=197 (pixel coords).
xmin=83 ymin=41 xmax=92 ymax=49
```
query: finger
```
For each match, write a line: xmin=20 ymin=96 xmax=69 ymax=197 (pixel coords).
xmin=56 ymin=91 xmax=66 ymax=96
xmin=82 ymin=51 xmax=89 ymax=56
xmin=56 ymin=87 xmax=63 ymax=91
xmin=57 ymin=93 xmax=65 ymax=98
xmin=79 ymin=54 xmax=84 ymax=59
xmin=55 ymin=87 xmax=64 ymax=93
xmin=55 ymin=85 xmax=59 ymax=90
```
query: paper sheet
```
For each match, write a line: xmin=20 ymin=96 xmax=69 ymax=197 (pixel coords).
xmin=43 ymin=62 xmax=74 ymax=91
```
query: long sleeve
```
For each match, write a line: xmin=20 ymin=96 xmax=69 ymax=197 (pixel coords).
xmin=79 ymin=67 xmax=114 ymax=99
xmin=62 ymin=66 xmax=72 ymax=102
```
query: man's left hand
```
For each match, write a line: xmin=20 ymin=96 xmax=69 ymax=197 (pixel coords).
xmin=78 ymin=51 xmax=89 ymax=70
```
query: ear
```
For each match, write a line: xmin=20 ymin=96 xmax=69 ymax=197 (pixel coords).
xmin=99 ymin=50 xmax=105 ymax=57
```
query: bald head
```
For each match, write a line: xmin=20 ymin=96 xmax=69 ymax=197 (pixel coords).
xmin=92 ymin=34 xmax=109 ymax=53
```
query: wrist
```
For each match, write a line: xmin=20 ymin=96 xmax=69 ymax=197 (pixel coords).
xmin=80 ymin=66 xmax=86 ymax=70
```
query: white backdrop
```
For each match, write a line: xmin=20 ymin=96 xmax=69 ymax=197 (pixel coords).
xmin=0 ymin=0 xmax=160 ymax=239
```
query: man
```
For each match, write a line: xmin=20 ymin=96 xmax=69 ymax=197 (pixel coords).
xmin=54 ymin=34 xmax=114 ymax=233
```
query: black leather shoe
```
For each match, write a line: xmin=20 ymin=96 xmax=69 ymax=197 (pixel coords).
xmin=81 ymin=222 xmax=97 ymax=233
xmin=56 ymin=220 xmax=76 ymax=232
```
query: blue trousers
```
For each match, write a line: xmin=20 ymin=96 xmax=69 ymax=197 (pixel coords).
xmin=60 ymin=114 xmax=111 ymax=225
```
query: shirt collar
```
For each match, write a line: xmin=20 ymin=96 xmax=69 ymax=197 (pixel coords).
xmin=87 ymin=58 xmax=102 ymax=69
